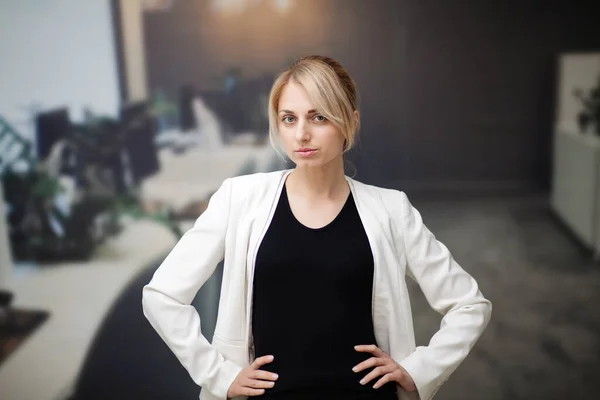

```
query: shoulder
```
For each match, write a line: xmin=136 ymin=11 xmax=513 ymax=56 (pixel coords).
xmin=228 ymin=169 xmax=288 ymax=191
xmin=225 ymin=169 xmax=290 ymax=205
xmin=348 ymin=177 xmax=410 ymax=214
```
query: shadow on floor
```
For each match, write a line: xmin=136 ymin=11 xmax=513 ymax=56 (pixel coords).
xmin=71 ymin=259 xmax=224 ymax=400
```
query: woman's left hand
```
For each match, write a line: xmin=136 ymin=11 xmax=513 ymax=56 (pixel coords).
xmin=353 ymin=344 xmax=417 ymax=392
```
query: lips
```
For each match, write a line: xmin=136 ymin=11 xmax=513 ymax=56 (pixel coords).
xmin=295 ymin=148 xmax=318 ymax=157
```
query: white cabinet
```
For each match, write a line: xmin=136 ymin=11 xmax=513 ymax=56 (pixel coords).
xmin=551 ymin=129 xmax=600 ymax=256
xmin=551 ymin=52 xmax=600 ymax=258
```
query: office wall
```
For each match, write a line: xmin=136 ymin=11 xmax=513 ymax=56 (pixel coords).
xmin=0 ymin=0 xmax=120 ymax=142
xmin=141 ymin=0 xmax=600 ymax=191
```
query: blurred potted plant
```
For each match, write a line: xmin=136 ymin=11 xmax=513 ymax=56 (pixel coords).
xmin=573 ymin=73 xmax=600 ymax=136
xmin=2 ymin=166 xmax=117 ymax=263
xmin=151 ymin=88 xmax=179 ymax=132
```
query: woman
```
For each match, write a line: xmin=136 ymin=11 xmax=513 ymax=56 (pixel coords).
xmin=142 ymin=55 xmax=492 ymax=400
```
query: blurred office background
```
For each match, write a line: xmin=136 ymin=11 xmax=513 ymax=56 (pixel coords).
xmin=1 ymin=0 xmax=600 ymax=399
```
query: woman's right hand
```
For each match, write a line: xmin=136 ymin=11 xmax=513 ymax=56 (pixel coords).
xmin=227 ymin=355 xmax=278 ymax=398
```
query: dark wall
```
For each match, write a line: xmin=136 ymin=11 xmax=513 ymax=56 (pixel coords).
xmin=401 ymin=0 xmax=599 ymax=192
xmin=141 ymin=0 xmax=600 ymax=191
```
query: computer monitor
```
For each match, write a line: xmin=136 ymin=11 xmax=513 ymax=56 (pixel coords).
xmin=119 ymin=101 xmax=160 ymax=185
xmin=35 ymin=108 xmax=71 ymax=161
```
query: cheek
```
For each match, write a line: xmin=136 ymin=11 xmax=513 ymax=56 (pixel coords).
xmin=320 ymin=127 xmax=345 ymax=147
xmin=279 ymin=127 xmax=294 ymax=144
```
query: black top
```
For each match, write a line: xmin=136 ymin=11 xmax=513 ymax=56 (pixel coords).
xmin=251 ymin=182 xmax=397 ymax=400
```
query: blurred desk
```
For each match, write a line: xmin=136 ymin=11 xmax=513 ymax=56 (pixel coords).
xmin=0 ymin=219 xmax=178 ymax=400
xmin=140 ymin=145 xmax=283 ymax=212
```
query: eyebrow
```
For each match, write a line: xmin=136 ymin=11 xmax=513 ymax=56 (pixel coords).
xmin=278 ymin=109 xmax=318 ymax=115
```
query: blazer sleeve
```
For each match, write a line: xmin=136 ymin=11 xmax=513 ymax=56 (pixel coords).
xmin=142 ymin=178 xmax=242 ymax=399
xmin=394 ymin=191 xmax=492 ymax=400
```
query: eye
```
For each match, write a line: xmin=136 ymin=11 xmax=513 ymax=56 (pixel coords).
xmin=313 ymin=114 xmax=327 ymax=123
xmin=282 ymin=115 xmax=295 ymax=124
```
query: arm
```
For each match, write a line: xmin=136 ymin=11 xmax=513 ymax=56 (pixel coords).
xmin=395 ymin=191 xmax=492 ymax=400
xmin=142 ymin=178 xmax=242 ymax=399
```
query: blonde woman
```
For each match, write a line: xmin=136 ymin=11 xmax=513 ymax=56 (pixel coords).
xmin=142 ymin=55 xmax=492 ymax=400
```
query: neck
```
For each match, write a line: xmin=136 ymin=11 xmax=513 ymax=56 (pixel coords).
xmin=287 ymin=157 xmax=348 ymax=200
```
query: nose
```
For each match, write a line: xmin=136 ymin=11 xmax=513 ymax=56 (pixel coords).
xmin=295 ymin=119 xmax=310 ymax=143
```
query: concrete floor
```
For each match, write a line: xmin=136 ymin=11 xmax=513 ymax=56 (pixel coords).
xmin=74 ymin=194 xmax=600 ymax=400
xmin=407 ymin=195 xmax=600 ymax=399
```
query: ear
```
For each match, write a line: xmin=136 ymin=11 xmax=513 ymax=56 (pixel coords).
xmin=353 ymin=110 xmax=359 ymax=127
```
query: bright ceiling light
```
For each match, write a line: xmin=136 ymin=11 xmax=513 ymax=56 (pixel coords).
xmin=275 ymin=0 xmax=291 ymax=11
xmin=211 ymin=0 xmax=293 ymax=13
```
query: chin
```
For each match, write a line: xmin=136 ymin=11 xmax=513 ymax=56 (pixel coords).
xmin=293 ymin=160 xmax=328 ymax=169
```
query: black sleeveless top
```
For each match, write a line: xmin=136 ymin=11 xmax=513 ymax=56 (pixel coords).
xmin=251 ymin=183 xmax=397 ymax=400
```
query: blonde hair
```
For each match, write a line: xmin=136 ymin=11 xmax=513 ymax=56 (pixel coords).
xmin=268 ymin=55 xmax=360 ymax=155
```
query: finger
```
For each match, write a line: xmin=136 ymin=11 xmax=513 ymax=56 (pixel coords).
xmin=360 ymin=365 xmax=392 ymax=386
xmin=373 ymin=372 xmax=394 ymax=389
xmin=241 ymin=387 xmax=265 ymax=397
xmin=352 ymin=356 xmax=384 ymax=373
xmin=245 ymin=378 xmax=276 ymax=389
xmin=354 ymin=344 xmax=384 ymax=357
xmin=249 ymin=370 xmax=279 ymax=381
xmin=251 ymin=355 xmax=275 ymax=369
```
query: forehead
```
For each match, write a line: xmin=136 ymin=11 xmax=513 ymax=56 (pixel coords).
xmin=278 ymin=81 xmax=315 ymax=112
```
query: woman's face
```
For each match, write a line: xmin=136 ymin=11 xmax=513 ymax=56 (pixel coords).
xmin=277 ymin=81 xmax=345 ymax=169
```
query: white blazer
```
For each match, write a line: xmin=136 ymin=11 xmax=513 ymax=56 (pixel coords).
xmin=142 ymin=169 xmax=492 ymax=400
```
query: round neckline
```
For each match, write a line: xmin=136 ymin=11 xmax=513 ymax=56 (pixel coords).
xmin=282 ymin=182 xmax=352 ymax=232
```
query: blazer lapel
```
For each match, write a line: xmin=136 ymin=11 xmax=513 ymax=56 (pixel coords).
xmin=346 ymin=176 xmax=391 ymax=354
xmin=243 ymin=169 xmax=292 ymax=361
